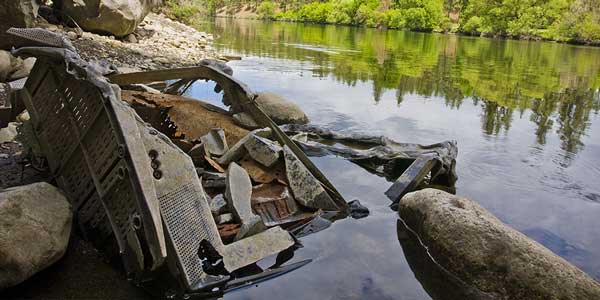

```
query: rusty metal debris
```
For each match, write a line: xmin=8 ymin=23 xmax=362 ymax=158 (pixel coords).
xmin=6 ymin=33 xmax=305 ymax=299
xmin=281 ymin=124 xmax=458 ymax=203
xmin=4 ymin=27 xmax=459 ymax=299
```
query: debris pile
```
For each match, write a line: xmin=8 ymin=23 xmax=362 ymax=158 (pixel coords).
xmin=123 ymin=91 xmax=338 ymax=244
xmin=0 ymin=27 xmax=460 ymax=298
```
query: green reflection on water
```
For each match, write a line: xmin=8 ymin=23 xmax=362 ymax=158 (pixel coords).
xmin=199 ymin=18 xmax=600 ymax=154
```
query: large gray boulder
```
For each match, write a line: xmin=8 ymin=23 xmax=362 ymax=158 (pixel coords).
xmin=255 ymin=92 xmax=309 ymax=125
xmin=0 ymin=182 xmax=72 ymax=289
xmin=399 ymin=189 xmax=600 ymax=300
xmin=0 ymin=0 xmax=40 ymax=50
xmin=59 ymin=0 xmax=162 ymax=37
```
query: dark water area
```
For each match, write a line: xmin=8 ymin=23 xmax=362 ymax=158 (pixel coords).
xmin=190 ymin=18 xmax=600 ymax=299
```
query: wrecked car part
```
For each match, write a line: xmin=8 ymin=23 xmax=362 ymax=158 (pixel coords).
xmin=164 ymin=59 xmax=233 ymax=96
xmin=225 ymin=162 xmax=266 ymax=240
xmin=224 ymin=259 xmax=312 ymax=293
xmin=281 ymin=124 xmax=458 ymax=201
xmin=208 ymin=193 xmax=227 ymax=217
xmin=216 ymin=128 xmax=272 ymax=166
xmin=197 ymin=169 xmax=226 ymax=189
xmin=107 ymin=66 xmax=348 ymax=211
xmin=385 ymin=154 xmax=440 ymax=203
xmin=244 ymin=134 xmax=282 ymax=168
xmin=121 ymin=91 xmax=250 ymax=146
xmin=13 ymin=44 xmax=294 ymax=296
xmin=7 ymin=27 xmax=76 ymax=51
xmin=201 ymin=128 xmax=229 ymax=157
xmin=239 ymin=156 xmax=287 ymax=184
xmin=251 ymin=182 xmax=314 ymax=227
xmin=283 ymin=145 xmax=339 ymax=211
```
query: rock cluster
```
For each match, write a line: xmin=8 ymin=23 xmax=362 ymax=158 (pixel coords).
xmin=67 ymin=13 xmax=216 ymax=70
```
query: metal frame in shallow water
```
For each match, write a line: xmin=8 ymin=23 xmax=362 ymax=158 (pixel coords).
xmin=9 ymin=44 xmax=311 ymax=298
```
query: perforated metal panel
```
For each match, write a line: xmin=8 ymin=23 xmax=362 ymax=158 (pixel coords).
xmin=19 ymin=49 xmax=167 ymax=275
xmin=7 ymin=27 xmax=75 ymax=50
xmin=158 ymin=183 xmax=223 ymax=287
xmin=17 ymin=45 xmax=295 ymax=294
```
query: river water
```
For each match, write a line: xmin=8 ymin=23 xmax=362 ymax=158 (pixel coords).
xmin=192 ymin=18 xmax=600 ymax=299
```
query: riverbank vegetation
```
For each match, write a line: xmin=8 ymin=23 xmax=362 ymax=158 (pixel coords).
xmin=165 ymin=0 xmax=600 ymax=45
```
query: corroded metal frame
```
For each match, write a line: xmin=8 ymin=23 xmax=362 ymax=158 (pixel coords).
xmin=108 ymin=67 xmax=349 ymax=211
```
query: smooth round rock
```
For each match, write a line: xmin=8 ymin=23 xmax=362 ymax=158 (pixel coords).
xmin=255 ymin=92 xmax=309 ymax=125
xmin=399 ymin=188 xmax=600 ymax=300
xmin=0 ymin=182 xmax=72 ymax=289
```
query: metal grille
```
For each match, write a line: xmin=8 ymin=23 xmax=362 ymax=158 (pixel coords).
xmin=21 ymin=53 xmax=166 ymax=276
xmin=6 ymin=27 xmax=75 ymax=50
xmin=158 ymin=183 xmax=222 ymax=288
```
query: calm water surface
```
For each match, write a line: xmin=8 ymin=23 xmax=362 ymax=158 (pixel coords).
xmin=193 ymin=18 xmax=600 ymax=299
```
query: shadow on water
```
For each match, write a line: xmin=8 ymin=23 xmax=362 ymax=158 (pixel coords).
xmin=396 ymin=219 xmax=498 ymax=300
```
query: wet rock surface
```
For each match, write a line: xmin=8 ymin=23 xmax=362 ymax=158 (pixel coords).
xmin=254 ymin=92 xmax=309 ymax=125
xmin=399 ymin=189 xmax=600 ymax=300
xmin=283 ymin=145 xmax=338 ymax=211
xmin=225 ymin=162 xmax=265 ymax=240
xmin=0 ymin=182 xmax=72 ymax=289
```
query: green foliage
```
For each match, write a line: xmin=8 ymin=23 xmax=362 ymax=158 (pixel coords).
xmin=257 ymin=1 xmax=277 ymax=19
xmin=384 ymin=9 xmax=406 ymax=28
xmin=168 ymin=0 xmax=600 ymax=45
xmin=165 ymin=0 xmax=203 ymax=22
xmin=297 ymin=2 xmax=333 ymax=23
xmin=462 ymin=15 xmax=482 ymax=33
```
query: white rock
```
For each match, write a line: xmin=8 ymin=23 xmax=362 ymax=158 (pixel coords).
xmin=0 ymin=182 xmax=72 ymax=289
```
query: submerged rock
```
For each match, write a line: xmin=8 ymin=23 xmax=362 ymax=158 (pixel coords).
xmin=0 ymin=182 xmax=72 ymax=289
xmin=225 ymin=163 xmax=265 ymax=240
xmin=244 ymin=135 xmax=282 ymax=168
xmin=255 ymin=92 xmax=309 ymax=125
xmin=232 ymin=112 xmax=259 ymax=129
xmin=399 ymin=189 xmax=600 ymax=300
xmin=348 ymin=199 xmax=369 ymax=219
xmin=283 ymin=145 xmax=338 ymax=211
